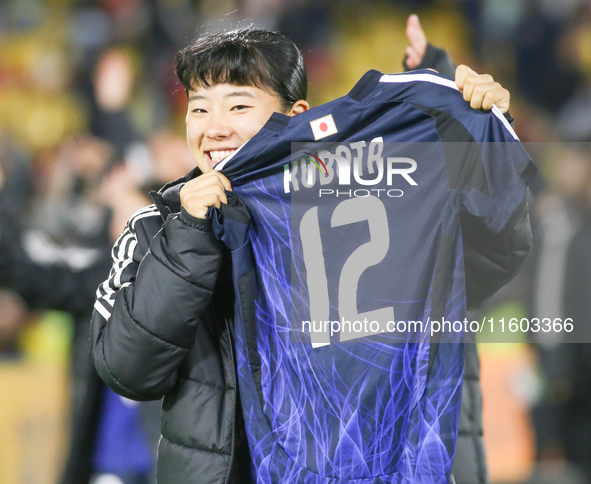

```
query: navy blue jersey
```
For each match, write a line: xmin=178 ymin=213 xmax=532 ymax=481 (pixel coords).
xmin=213 ymin=69 xmax=534 ymax=484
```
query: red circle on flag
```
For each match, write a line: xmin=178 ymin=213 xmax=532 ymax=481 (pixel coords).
xmin=319 ymin=122 xmax=328 ymax=132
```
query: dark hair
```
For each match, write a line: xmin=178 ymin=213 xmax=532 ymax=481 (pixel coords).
xmin=175 ymin=28 xmax=307 ymax=111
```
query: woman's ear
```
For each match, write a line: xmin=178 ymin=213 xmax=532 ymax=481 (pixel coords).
xmin=287 ymin=100 xmax=310 ymax=116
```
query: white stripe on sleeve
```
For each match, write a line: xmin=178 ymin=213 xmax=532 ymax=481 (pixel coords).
xmin=491 ymin=105 xmax=519 ymax=140
xmin=94 ymin=300 xmax=112 ymax=320
xmin=380 ymin=72 xmax=459 ymax=91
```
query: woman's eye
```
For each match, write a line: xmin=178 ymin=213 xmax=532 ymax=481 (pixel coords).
xmin=192 ymin=108 xmax=207 ymax=114
xmin=232 ymin=105 xmax=251 ymax=111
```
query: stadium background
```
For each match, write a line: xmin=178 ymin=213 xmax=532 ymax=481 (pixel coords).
xmin=1 ymin=0 xmax=591 ymax=483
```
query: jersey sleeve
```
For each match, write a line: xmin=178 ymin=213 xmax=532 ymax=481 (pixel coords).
xmin=381 ymin=71 xmax=537 ymax=304
xmin=456 ymin=121 xmax=535 ymax=233
xmin=451 ymin=110 xmax=536 ymax=306
xmin=374 ymin=71 xmax=536 ymax=230
xmin=384 ymin=71 xmax=536 ymax=231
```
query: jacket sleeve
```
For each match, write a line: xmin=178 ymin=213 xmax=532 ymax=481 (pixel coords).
xmin=90 ymin=205 xmax=224 ymax=401
xmin=461 ymin=192 xmax=533 ymax=307
xmin=403 ymin=43 xmax=456 ymax=79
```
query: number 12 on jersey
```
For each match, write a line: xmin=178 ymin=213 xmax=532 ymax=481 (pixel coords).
xmin=299 ymin=196 xmax=395 ymax=348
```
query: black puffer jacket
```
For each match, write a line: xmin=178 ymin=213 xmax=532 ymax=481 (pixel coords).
xmin=90 ymin=169 xmax=251 ymax=484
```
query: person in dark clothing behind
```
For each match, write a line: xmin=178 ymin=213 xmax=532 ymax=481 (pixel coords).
xmin=0 ymin=156 xmax=110 ymax=482
xmin=530 ymin=146 xmax=591 ymax=484
xmin=0 ymin=144 xmax=161 ymax=484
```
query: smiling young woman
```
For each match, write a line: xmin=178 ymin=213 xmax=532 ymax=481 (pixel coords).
xmin=90 ymin=27 xmax=528 ymax=484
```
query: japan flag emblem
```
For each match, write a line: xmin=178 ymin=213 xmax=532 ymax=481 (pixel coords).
xmin=309 ymin=114 xmax=338 ymax=140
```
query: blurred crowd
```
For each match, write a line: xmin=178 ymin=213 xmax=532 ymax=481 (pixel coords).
xmin=1 ymin=0 xmax=591 ymax=484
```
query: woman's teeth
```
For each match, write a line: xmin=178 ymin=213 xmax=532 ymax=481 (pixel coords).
xmin=209 ymin=150 xmax=235 ymax=163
